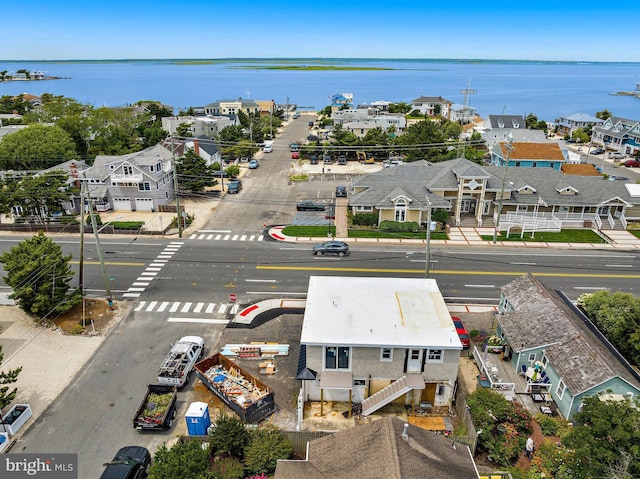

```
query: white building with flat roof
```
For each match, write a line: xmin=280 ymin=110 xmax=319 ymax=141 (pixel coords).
xmin=299 ymin=276 xmax=461 ymax=416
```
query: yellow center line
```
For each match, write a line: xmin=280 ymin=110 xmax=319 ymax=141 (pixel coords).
xmin=256 ymin=265 xmax=640 ymax=279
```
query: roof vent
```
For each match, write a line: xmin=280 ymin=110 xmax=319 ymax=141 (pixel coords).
xmin=402 ymin=423 xmax=409 ymax=440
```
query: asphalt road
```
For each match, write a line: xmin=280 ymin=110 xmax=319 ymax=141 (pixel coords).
xmin=3 ymin=124 xmax=640 ymax=474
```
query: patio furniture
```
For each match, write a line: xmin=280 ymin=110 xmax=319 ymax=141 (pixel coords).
xmin=543 ymin=376 xmax=551 ymax=384
xmin=519 ymin=364 xmax=527 ymax=376
xmin=540 ymin=405 xmax=553 ymax=416
xmin=531 ymin=393 xmax=545 ymax=402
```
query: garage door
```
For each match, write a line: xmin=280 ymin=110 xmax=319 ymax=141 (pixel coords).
xmin=135 ymin=198 xmax=154 ymax=211
xmin=112 ymin=197 xmax=131 ymax=211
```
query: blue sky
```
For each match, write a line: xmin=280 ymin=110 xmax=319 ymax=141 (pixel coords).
xmin=2 ymin=1 xmax=639 ymax=62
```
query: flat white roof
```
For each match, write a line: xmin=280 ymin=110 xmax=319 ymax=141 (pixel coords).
xmin=301 ymin=276 xmax=461 ymax=349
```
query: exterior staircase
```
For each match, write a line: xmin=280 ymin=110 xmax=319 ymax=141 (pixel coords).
xmin=361 ymin=374 xmax=425 ymax=416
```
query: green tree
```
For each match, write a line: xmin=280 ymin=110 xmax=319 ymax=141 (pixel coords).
xmin=388 ymin=102 xmax=412 ymax=114
xmin=571 ymin=128 xmax=591 ymax=144
xmin=176 ymin=122 xmax=193 ymax=138
xmin=176 ymin=149 xmax=216 ymax=193
xmin=562 ymin=395 xmax=640 ymax=478
xmin=0 ymin=345 xmax=22 ymax=410
xmin=148 ymin=439 xmax=209 ymax=479
xmin=0 ymin=94 xmax=30 ymax=115
xmin=577 ymin=290 xmax=640 ymax=366
xmin=395 ymin=119 xmax=461 ymax=161
xmin=209 ymin=412 xmax=248 ymax=459
xmin=596 ymin=109 xmax=613 ymax=121
xmin=0 ymin=231 xmax=82 ymax=318
xmin=6 ymin=171 xmax=74 ymax=223
xmin=87 ymin=106 xmax=143 ymax=155
xmin=243 ymin=424 xmax=292 ymax=476
xmin=330 ymin=123 xmax=360 ymax=147
xmin=225 ymin=164 xmax=241 ymax=179
xmin=0 ymin=124 xmax=77 ymax=170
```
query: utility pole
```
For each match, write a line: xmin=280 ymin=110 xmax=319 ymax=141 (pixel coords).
xmin=493 ymin=135 xmax=514 ymax=244
xmin=171 ymin=134 xmax=183 ymax=238
xmin=425 ymin=197 xmax=432 ymax=279
xmin=456 ymin=80 xmax=476 ymax=158
xmin=82 ymin=174 xmax=112 ymax=305
xmin=79 ymin=180 xmax=86 ymax=324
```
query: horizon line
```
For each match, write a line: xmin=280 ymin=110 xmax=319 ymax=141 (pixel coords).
xmin=1 ymin=57 xmax=639 ymax=64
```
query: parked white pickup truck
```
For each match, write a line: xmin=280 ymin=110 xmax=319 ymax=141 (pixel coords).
xmin=157 ymin=336 xmax=204 ymax=388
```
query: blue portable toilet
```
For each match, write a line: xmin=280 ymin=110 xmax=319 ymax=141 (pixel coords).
xmin=185 ymin=402 xmax=211 ymax=436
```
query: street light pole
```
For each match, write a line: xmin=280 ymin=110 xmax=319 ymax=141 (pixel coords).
xmin=493 ymin=135 xmax=514 ymax=244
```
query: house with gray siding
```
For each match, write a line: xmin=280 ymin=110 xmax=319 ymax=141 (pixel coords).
xmin=82 ymin=144 xmax=175 ymax=212
xmin=496 ymin=274 xmax=640 ymax=419
xmin=591 ymin=116 xmax=640 ymax=156
xmin=298 ymin=276 xmax=461 ymax=417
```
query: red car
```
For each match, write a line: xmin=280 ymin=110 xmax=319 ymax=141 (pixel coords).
xmin=292 ymin=151 xmax=300 ymax=159
xmin=452 ymin=316 xmax=470 ymax=349
xmin=624 ymin=159 xmax=640 ymax=167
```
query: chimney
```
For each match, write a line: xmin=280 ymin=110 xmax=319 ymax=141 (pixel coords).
xmin=401 ymin=423 xmax=409 ymax=440
xmin=193 ymin=138 xmax=200 ymax=156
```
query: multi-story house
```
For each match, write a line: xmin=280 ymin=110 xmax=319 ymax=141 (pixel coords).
xmin=82 ymin=144 xmax=175 ymax=212
xmin=554 ymin=112 xmax=603 ymax=137
xmin=496 ymin=274 xmax=640 ymax=419
xmin=332 ymin=107 xmax=406 ymax=137
xmin=161 ymin=115 xmax=237 ymax=140
xmin=591 ymin=116 xmax=640 ymax=156
xmin=410 ymin=96 xmax=452 ymax=119
xmin=298 ymin=276 xmax=462 ymax=417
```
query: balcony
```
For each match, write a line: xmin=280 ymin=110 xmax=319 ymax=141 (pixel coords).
xmin=110 ymin=173 xmax=143 ymax=184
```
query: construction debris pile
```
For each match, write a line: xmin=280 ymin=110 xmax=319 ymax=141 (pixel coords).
xmin=200 ymin=364 xmax=270 ymax=409
xmin=139 ymin=392 xmax=173 ymax=424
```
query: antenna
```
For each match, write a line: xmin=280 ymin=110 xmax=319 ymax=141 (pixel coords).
xmin=456 ymin=79 xmax=476 ymax=157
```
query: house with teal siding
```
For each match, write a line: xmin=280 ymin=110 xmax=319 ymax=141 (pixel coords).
xmin=496 ymin=274 xmax=640 ymax=419
xmin=489 ymin=141 xmax=566 ymax=170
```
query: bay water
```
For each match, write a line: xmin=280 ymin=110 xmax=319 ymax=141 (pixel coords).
xmin=0 ymin=59 xmax=638 ymax=121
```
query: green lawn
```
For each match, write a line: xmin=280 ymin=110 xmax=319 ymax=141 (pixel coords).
xmin=281 ymin=225 xmax=447 ymax=240
xmin=480 ymin=229 xmax=605 ymax=243
xmin=629 ymin=229 xmax=640 ymax=239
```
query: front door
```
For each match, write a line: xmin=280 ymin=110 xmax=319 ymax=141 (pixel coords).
xmin=406 ymin=349 xmax=423 ymax=373
xmin=460 ymin=199 xmax=471 ymax=214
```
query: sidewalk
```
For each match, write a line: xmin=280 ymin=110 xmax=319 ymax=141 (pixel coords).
xmin=268 ymin=225 xmax=640 ymax=249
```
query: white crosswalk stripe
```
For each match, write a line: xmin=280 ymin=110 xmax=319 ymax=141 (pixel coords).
xmin=132 ymin=300 xmax=235 ymax=318
xmin=188 ymin=232 xmax=265 ymax=242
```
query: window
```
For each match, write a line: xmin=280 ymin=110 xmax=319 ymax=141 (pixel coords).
xmin=138 ymin=182 xmax=151 ymax=191
xmin=532 ymin=162 xmax=538 ymax=168
xmin=325 ymin=346 xmax=349 ymax=370
xmin=528 ymin=353 xmax=536 ymax=362
xmin=123 ymin=165 xmax=133 ymax=175
xmin=556 ymin=379 xmax=566 ymax=399
xmin=380 ymin=348 xmax=393 ymax=362
xmin=355 ymin=206 xmax=373 ymax=212
xmin=549 ymin=163 xmax=555 ymax=168
xmin=426 ymin=349 xmax=443 ymax=362
xmin=394 ymin=199 xmax=407 ymax=222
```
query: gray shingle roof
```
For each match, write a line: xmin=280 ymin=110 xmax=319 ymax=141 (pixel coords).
xmin=498 ymin=274 xmax=640 ymax=396
xmin=274 ymin=416 xmax=478 ymax=479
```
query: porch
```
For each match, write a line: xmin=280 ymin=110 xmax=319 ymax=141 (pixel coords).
xmin=472 ymin=346 xmax=556 ymax=417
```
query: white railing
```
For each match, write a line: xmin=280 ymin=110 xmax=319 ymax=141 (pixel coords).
xmin=619 ymin=214 xmax=628 ymax=229
xmin=110 ymin=173 xmax=143 ymax=183
xmin=594 ymin=215 xmax=602 ymax=229
xmin=472 ymin=346 xmax=515 ymax=395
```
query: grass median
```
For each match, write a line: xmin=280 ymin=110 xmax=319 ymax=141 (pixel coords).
xmin=282 ymin=225 xmax=447 ymax=240
xmin=480 ymin=229 xmax=604 ymax=243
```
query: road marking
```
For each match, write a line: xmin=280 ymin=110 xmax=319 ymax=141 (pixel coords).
xmin=255 ymin=265 xmax=640 ymax=279
xmin=230 ymin=304 xmax=239 ymax=314
xmin=240 ymin=235 xmax=247 ymax=241
xmin=464 ymin=284 xmax=496 ymax=288
xmin=146 ymin=267 xmax=162 ymax=272
xmin=605 ymin=264 xmax=633 ymax=267
xmin=232 ymin=235 xmax=239 ymax=240
xmin=574 ymin=287 xmax=608 ymax=290
xmin=223 ymin=235 xmax=230 ymax=240
xmin=168 ymin=318 xmax=230 ymax=324
xmin=257 ymin=236 xmax=264 ymax=241
xmin=193 ymin=302 xmax=204 ymax=313
xmin=132 ymin=282 xmax=150 ymax=287
xmin=128 ymin=287 xmax=145 ymax=292
xmin=246 ymin=279 xmax=278 ymax=283
xmin=157 ymin=255 xmax=172 ymax=259
xmin=123 ymin=292 xmax=141 ymax=298
xmin=246 ymin=291 xmax=306 ymax=295
xmin=510 ymin=262 xmax=536 ymax=265
xmin=158 ymin=301 xmax=170 ymax=312
xmin=149 ymin=263 xmax=165 ymax=268
xmin=141 ymin=272 xmax=157 ymax=276
xmin=205 ymin=303 xmax=216 ymax=313
xmin=134 ymin=302 xmax=146 ymax=312
xmin=207 ymin=234 xmax=214 ymax=240
xmin=145 ymin=301 xmax=158 ymax=312
xmin=218 ymin=304 xmax=227 ymax=313
xmin=181 ymin=302 xmax=192 ymax=312
xmin=215 ymin=234 xmax=222 ymax=240
xmin=198 ymin=230 xmax=231 ymax=233
xmin=170 ymin=303 xmax=180 ymax=312
xmin=198 ymin=234 xmax=206 ymax=240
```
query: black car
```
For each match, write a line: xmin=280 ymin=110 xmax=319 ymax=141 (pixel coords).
xmin=100 ymin=446 xmax=151 ymax=479
xmin=313 ymin=241 xmax=350 ymax=257
xmin=297 ymin=200 xmax=326 ymax=211
xmin=335 ymin=185 xmax=347 ymax=197
xmin=338 ymin=155 xmax=347 ymax=165
xmin=590 ymin=147 xmax=606 ymax=155
xmin=310 ymin=155 xmax=319 ymax=165
xmin=227 ymin=179 xmax=242 ymax=194
xmin=323 ymin=154 xmax=334 ymax=164
xmin=307 ymin=134 xmax=319 ymax=142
